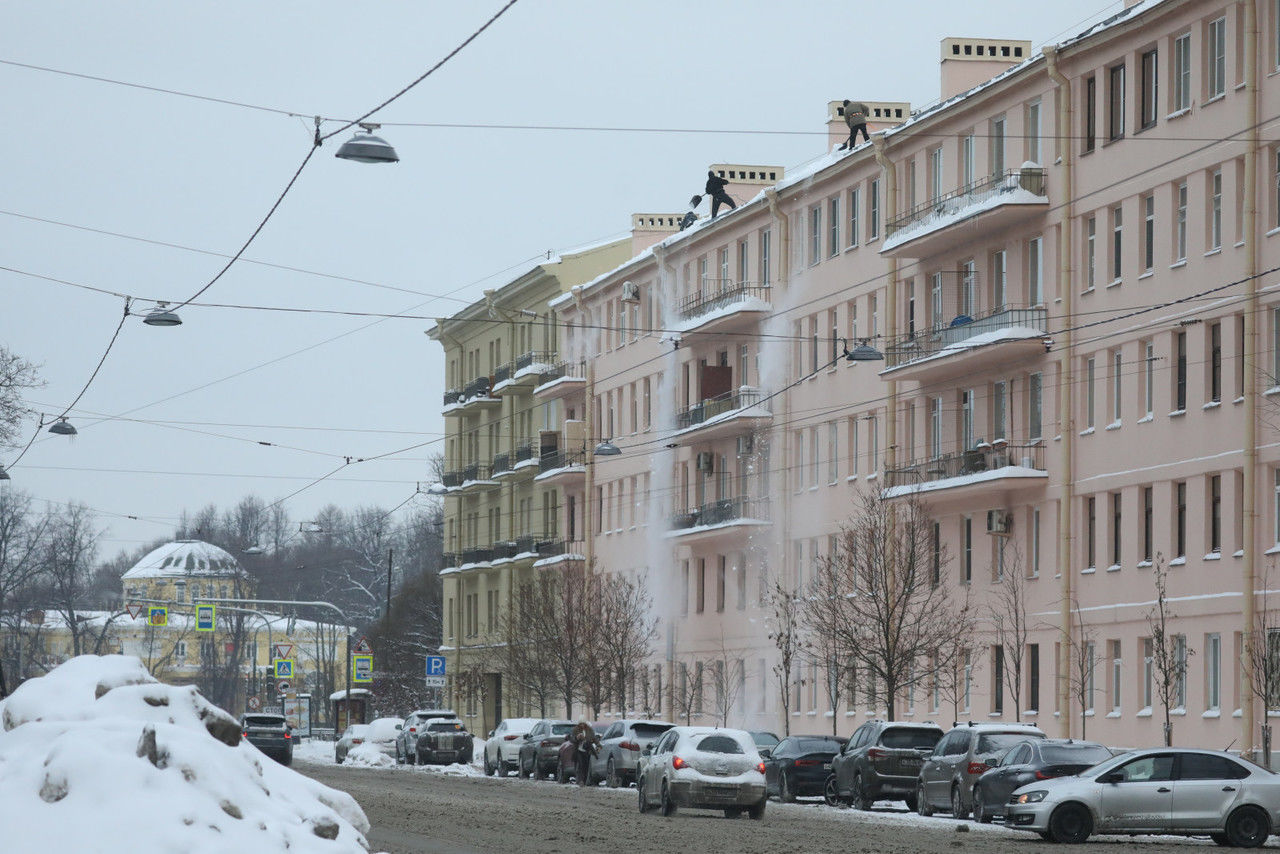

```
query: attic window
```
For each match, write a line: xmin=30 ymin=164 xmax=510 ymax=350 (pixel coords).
xmin=837 ymin=106 xmax=845 ymax=116
xmin=749 ymin=171 xmax=757 ymax=179
xmin=769 ymin=171 xmax=777 ymax=179
xmin=1015 ymin=47 xmax=1024 ymax=57
xmin=952 ymin=44 xmax=961 ymax=55
xmin=895 ymin=109 xmax=904 ymax=117
xmin=1002 ymin=46 xmax=1011 ymax=56
xmin=964 ymin=44 xmax=972 ymax=55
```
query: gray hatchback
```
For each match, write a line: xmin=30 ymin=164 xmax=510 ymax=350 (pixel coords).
xmin=916 ymin=722 xmax=1045 ymax=818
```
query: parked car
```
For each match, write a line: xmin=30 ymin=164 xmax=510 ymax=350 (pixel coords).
xmin=592 ymin=719 xmax=676 ymax=788
xmin=749 ymin=731 xmax=780 ymax=756
xmin=555 ymin=722 xmax=609 ymax=784
xmin=972 ymin=738 xmax=1113 ymax=823
xmin=240 ymin=713 xmax=293 ymax=765
xmin=334 ymin=723 xmax=370 ymax=764
xmin=516 ymin=719 xmax=574 ymax=779
xmin=637 ymin=726 xmax=767 ymax=819
xmin=396 ymin=708 xmax=459 ymax=764
xmin=764 ymin=735 xmax=845 ymax=802
xmin=1005 ymin=748 xmax=1279 ymax=847
xmin=483 ymin=717 xmax=540 ymax=777
xmin=828 ymin=720 xmax=942 ymax=810
xmin=361 ymin=717 xmax=404 ymax=759
xmin=415 ymin=717 xmax=474 ymax=765
xmin=916 ymin=722 xmax=1045 ymax=818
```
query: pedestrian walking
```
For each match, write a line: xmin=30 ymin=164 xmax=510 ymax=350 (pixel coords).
xmin=679 ymin=195 xmax=703 ymax=230
xmin=705 ymin=171 xmax=736 ymax=218
xmin=838 ymin=100 xmax=871 ymax=150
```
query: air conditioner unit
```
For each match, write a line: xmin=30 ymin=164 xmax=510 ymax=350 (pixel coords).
xmin=736 ymin=435 xmax=754 ymax=456
xmin=621 ymin=280 xmax=640 ymax=303
xmin=986 ymin=510 xmax=1012 ymax=535
xmin=696 ymin=452 xmax=715 ymax=473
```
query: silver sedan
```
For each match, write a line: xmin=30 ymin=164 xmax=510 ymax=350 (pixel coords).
xmin=1005 ymin=747 xmax=1279 ymax=847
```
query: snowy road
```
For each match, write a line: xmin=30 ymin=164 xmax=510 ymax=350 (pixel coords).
xmin=294 ymin=756 xmax=1276 ymax=854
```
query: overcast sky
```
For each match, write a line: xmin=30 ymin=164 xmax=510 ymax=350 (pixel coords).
xmin=2 ymin=0 xmax=1124 ymax=557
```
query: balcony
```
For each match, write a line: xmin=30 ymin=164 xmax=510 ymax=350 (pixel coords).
xmin=446 ymin=376 xmax=502 ymax=415
xmin=881 ymin=168 xmax=1048 ymax=259
xmin=442 ymin=389 xmax=463 ymax=412
xmin=440 ymin=552 xmax=461 ymax=571
xmin=533 ymin=539 xmax=587 ymax=568
xmin=882 ymin=442 xmax=1047 ymax=500
xmin=460 ymin=546 xmax=494 ymax=566
xmin=491 ymin=533 xmax=558 ymax=563
xmin=667 ymin=497 xmax=770 ymax=544
xmin=533 ymin=360 xmax=586 ymax=401
xmin=441 ymin=470 xmax=464 ymax=490
xmin=534 ymin=449 xmax=586 ymax=486
xmin=455 ymin=463 xmax=500 ymax=495
xmin=880 ymin=305 xmax=1048 ymax=383
xmin=676 ymin=281 xmax=771 ymax=335
xmin=673 ymin=386 xmax=771 ymax=442
xmin=493 ymin=351 xmax=557 ymax=396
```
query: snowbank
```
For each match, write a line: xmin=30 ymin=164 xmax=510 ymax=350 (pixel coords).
xmin=0 ymin=655 xmax=374 ymax=854
xmin=344 ymin=743 xmax=395 ymax=767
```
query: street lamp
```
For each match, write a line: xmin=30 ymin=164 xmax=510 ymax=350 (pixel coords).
xmin=142 ymin=302 xmax=182 ymax=327
xmin=593 ymin=439 xmax=621 ymax=457
xmin=843 ymin=339 xmax=885 ymax=362
xmin=335 ymin=123 xmax=399 ymax=164
xmin=47 ymin=418 xmax=76 ymax=436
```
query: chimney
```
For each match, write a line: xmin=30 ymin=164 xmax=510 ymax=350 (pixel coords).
xmin=940 ymin=37 xmax=1032 ymax=101
xmin=630 ymin=212 xmax=683 ymax=254
xmin=707 ymin=163 xmax=786 ymax=207
xmin=826 ymin=101 xmax=910 ymax=150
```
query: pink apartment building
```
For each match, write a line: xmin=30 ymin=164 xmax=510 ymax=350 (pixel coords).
xmin=441 ymin=0 xmax=1280 ymax=754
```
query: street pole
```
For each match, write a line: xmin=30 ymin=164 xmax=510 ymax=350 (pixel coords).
xmin=386 ymin=547 xmax=393 ymax=620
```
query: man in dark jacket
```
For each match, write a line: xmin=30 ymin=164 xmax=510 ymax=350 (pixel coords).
xmin=705 ymin=171 xmax=737 ymax=218
xmin=838 ymin=100 xmax=871 ymax=150
xmin=679 ymin=195 xmax=703 ymax=230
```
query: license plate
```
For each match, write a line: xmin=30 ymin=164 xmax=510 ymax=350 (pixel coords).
xmin=823 ymin=763 xmax=832 ymax=770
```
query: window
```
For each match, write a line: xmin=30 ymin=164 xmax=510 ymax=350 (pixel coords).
xmin=828 ymin=196 xmax=841 ymax=257
xmin=716 ymin=556 xmax=726 ymax=613
xmin=1210 ymin=474 xmax=1222 ymax=554
xmin=738 ymin=239 xmax=748 ymax=284
xmin=1085 ymin=496 xmax=1097 ymax=569
xmin=1143 ymin=637 xmax=1154 ymax=709
xmin=808 ymin=205 xmax=821 ymax=265
xmin=960 ymin=389 xmax=975 ymax=450
xmin=1085 ymin=357 xmax=1096 ymax=428
xmin=1175 ymin=480 xmax=1188 ymax=558
xmin=962 ymin=516 xmax=973 ymax=582
xmin=1209 ymin=321 xmax=1223 ymax=403
xmin=1027 ymin=237 xmax=1042 ymax=305
xmin=1274 ymin=469 xmax=1280 ymax=544
xmin=1144 ymin=341 xmax=1155 ymax=416
xmin=849 ymin=415 xmax=860 ymax=475
xmin=1112 ymin=206 xmax=1123 ymax=281
xmin=1109 ymin=63 xmax=1126 ymax=140
xmin=1275 ymin=148 xmax=1280 ymax=230
xmin=869 ymin=179 xmax=880 ymax=240
xmin=1210 ymin=169 xmax=1223 ymax=250
xmin=1112 ymin=492 xmax=1122 ymax=567
xmin=1029 ymin=372 xmax=1043 ymax=440
xmin=932 ymin=522 xmax=942 ymax=586
xmin=1174 ymin=331 xmax=1188 ymax=411
xmin=1143 ymin=486 xmax=1154 ymax=562
xmin=867 ymin=413 xmax=879 ymax=475
xmin=848 ymin=188 xmax=860 ymax=248
xmin=930 ymin=272 xmax=944 ymax=328
xmin=827 ymin=421 xmax=839 ymax=484
xmin=1176 ymin=182 xmax=1188 ymax=261
xmin=1084 ymin=76 xmax=1097 ymax=153
xmin=1028 ymin=644 xmax=1040 ymax=711
xmin=1208 ymin=17 xmax=1227 ymax=99
xmin=991 ymin=250 xmax=1007 ymax=309
xmin=1110 ymin=640 xmax=1122 ymax=713
xmin=906 ymin=279 xmax=917 ymax=337
xmin=929 ymin=146 xmax=944 ymax=203
xmin=1085 ymin=641 xmax=1096 ymax=712
xmin=696 ymin=559 xmax=706 ymax=613
xmin=993 ymin=381 xmax=1007 ymax=441
xmin=928 ymin=396 xmax=942 ymax=459
xmin=1173 ymin=33 xmax=1191 ymax=111
xmin=1143 ymin=194 xmax=1155 ymax=272
xmin=1174 ymin=634 xmax=1188 ymax=707
xmin=1026 ymin=100 xmax=1041 ymax=164
xmin=1085 ymin=216 xmax=1097 ymax=288
xmin=1140 ymin=48 xmax=1158 ymax=129
xmin=1112 ymin=350 xmax=1123 ymax=423
xmin=991 ymin=116 xmax=1006 ymax=175
xmin=959 ymin=259 xmax=976 ymax=317
xmin=993 ymin=645 xmax=1005 ymax=714
xmin=1207 ymin=632 xmax=1222 ymax=711
xmin=1031 ymin=508 xmax=1041 ymax=577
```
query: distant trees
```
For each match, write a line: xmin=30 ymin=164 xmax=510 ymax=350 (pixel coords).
xmin=766 ymin=580 xmax=803 ymax=735
xmin=0 ymin=344 xmax=42 ymax=451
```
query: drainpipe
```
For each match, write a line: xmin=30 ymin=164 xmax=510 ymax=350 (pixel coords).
xmin=1242 ymin=0 xmax=1260 ymax=757
xmin=652 ymin=243 xmax=678 ymax=724
xmin=1044 ymin=44 xmax=1075 ymax=739
xmin=873 ymin=134 xmax=899 ymax=484
xmin=765 ymin=189 xmax=790 ymax=290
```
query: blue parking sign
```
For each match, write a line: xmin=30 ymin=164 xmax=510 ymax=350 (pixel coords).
xmin=425 ymin=655 xmax=446 ymax=676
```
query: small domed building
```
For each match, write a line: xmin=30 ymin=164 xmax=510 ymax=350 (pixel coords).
xmin=121 ymin=539 xmax=255 ymax=606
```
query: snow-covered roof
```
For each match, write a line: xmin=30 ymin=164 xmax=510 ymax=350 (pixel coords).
xmin=120 ymin=540 xmax=246 ymax=581
xmin=329 ymin=688 xmax=372 ymax=702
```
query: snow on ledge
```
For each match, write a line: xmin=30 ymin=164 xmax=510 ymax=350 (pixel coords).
xmin=880 ymin=464 xmax=1047 ymax=499
xmin=532 ymin=553 xmax=586 ymax=569
xmin=673 ymin=296 xmax=770 ymax=334
xmin=664 ymin=517 xmax=769 ymax=539
xmin=881 ymin=186 xmax=1048 ymax=254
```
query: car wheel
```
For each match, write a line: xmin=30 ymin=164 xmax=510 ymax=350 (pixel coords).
xmin=950 ymin=785 xmax=969 ymax=820
xmin=335 ymin=751 xmax=343 ymax=764
xmin=748 ymin=797 xmax=767 ymax=821
xmin=823 ymin=774 xmax=844 ymax=808
xmin=779 ymin=771 xmax=796 ymax=803
xmin=853 ymin=774 xmax=874 ymax=811
xmin=406 ymin=750 xmax=416 ymax=766
xmin=1226 ymin=805 xmax=1271 ymax=848
xmin=607 ymin=758 xmax=621 ymax=789
xmin=660 ymin=781 xmax=677 ymax=817
xmin=395 ymin=745 xmax=403 ymax=765
xmin=533 ymin=760 xmax=547 ymax=781
xmin=1047 ymin=803 xmax=1093 ymax=845
xmin=973 ymin=787 xmax=993 ymax=824
xmin=637 ymin=778 xmax=649 ymax=813
xmin=484 ymin=754 xmax=495 ymax=776
xmin=724 ymin=807 xmax=742 ymax=819
xmin=499 ymin=759 xmax=513 ymax=777
xmin=916 ymin=782 xmax=934 ymax=817
xmin=1210 ymin=833 xmax=1232 ymax=847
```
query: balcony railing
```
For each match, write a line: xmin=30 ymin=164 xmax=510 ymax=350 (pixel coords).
xmin=443 ymin=389 xmax=463 ymax=407
xmin=513 ymin=442 xmax=535 ymax=464
xmin=883 ymin=305 xmax=1048 ymax=370
xmin=886 ymin=167 xmax=1047 ymax=239
xmin=492 ymin=533 xmax=558 ymax=559
xmin=883 ymin=443 xmax=1046 ymax=489
xmin=441 ymin=552 xmax=461 ymax=568
xmin=670 ymin=496 xmax=769 ymax=530
xmin=537 ymin=360 xmax=585 ymax=386
xmin=463 ymin=376 xmax=493 ymax=400
xmin=492 ymin=452 xmax=510 ymax=475
xmin=678 ymin=281 xmax=770 ymax=320
xmin=461 ymin=463 xmax=494 ymax=483
xmin=535 ymin=539 xmax=586 ymax=558
xmin=539 ymin=448 xmax=586 ymax=473
xmin=441 ymin=470 xmax=464 ymax=488
xmin=676 ymin=386 xmax=764 ymax=430
xmin=461 ymin=547 xmax=494 ymax=565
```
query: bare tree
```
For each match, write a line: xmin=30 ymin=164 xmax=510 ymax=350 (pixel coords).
xmin=670 ymin=658 xmax=700 ymax=725
xmin=0 ymin=489 xmax=49 ymax=696
xmin=1146 ymin=554 xmax=1194 ymax=748
xmin=805 ymin=490 xmax=973 ymax=721
xmin=1243 ymin=562 xmax=1280 ymax=767
xmin=0 ymin=345 xmax=43 ymax=451
xmin=987 ymin=539 xmax=1030 ymax=721
xmin=708 ymin=630 xmax=748 ymax=727
xmin=767 ymin=580 xmax=802 ymax=735
xmin=1065 ymin=601 xmax=1103 ymax=739
xmin=802 ymin=567 xmax=852 ymax=735
xmin=596 ymin=571 xmax=657 ymax=717
xmin=42 ymin=503 xmax=102 ymax=657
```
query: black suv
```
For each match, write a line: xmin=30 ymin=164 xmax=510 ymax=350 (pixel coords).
xmin=826 ymin=720 xmax=943 ymax=811
xmin=240 ymin=713 xmax=293 ymax=765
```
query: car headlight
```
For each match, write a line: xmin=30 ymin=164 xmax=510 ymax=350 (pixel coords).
xmin=1014 ymin=790 xmax=1048 ymax=804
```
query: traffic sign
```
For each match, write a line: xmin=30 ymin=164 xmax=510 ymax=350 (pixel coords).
xmin=272 ymin=643 xmax=293 ymax=661
xmin=276 ymin=679 xmax=290 ymax=696
xmin=148 ymin=606 xmax=167 ymax=627
xmin=425 ymin=655 xmax=446 ymax=676
xmin=354 ymin=636 xmax=372 ymax=654
xmin=126 ymin=604 xmax=143 ymax=619
xmin=351 ymin=654 xmax=373 ymax=683
xmin=247 ymin=696 xmax=261 ymax=711
xmin=274 ymin=658 xmax=294 ymax=679
xmin=195 ymin=604 xmax=215 ymax=632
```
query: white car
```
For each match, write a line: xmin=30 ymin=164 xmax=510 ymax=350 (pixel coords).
xmin=636 ymin=726 xmax=767 ymax=820
xmin=484 ymin=717 xmax=540 ymax=776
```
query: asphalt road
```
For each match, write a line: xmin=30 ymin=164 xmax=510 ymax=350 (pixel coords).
xmin=295 ymin=759 xmax=1273 ymax=854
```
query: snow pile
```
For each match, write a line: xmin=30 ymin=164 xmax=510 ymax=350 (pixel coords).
xmin=343 ymin=743 xmax=394 ymax=767
xmin=0 ymin=655 xmax=374 ymax=854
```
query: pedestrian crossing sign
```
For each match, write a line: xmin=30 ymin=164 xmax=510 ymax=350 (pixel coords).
xmin=274 ymin=658 xmax=294 ymax=679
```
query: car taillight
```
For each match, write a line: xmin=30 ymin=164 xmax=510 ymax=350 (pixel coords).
xmin=867 ymin=748 xmax=889 ymax=761
xmin=620 ymin=740 xmax=640 ymax=751
xmin=756 ymin=762 xmax=766 ymax=774
xmin=1034 ymin=769 xmax=1060 ymax=780
xmin=409 ymin=727 xmax=417 ymax=733
xmin=353 ymin=738 xmax=363 ymax=745
xmin=284 ymin=732 xmax=291 ymax=740
xmin=242 ymin=731 xmax=249 ymax=738
xmin=967 ymin=762 xmax=989 ymax=776
xmin=541 ymin=740 xmax=555 ymax=747
xmin=795 ymin=759 xmax=822 ymax=766
xmin=672 ymin=756 xmax=687 ymax=770
xmin=504 ymin=734 xmax=519 ymax=741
